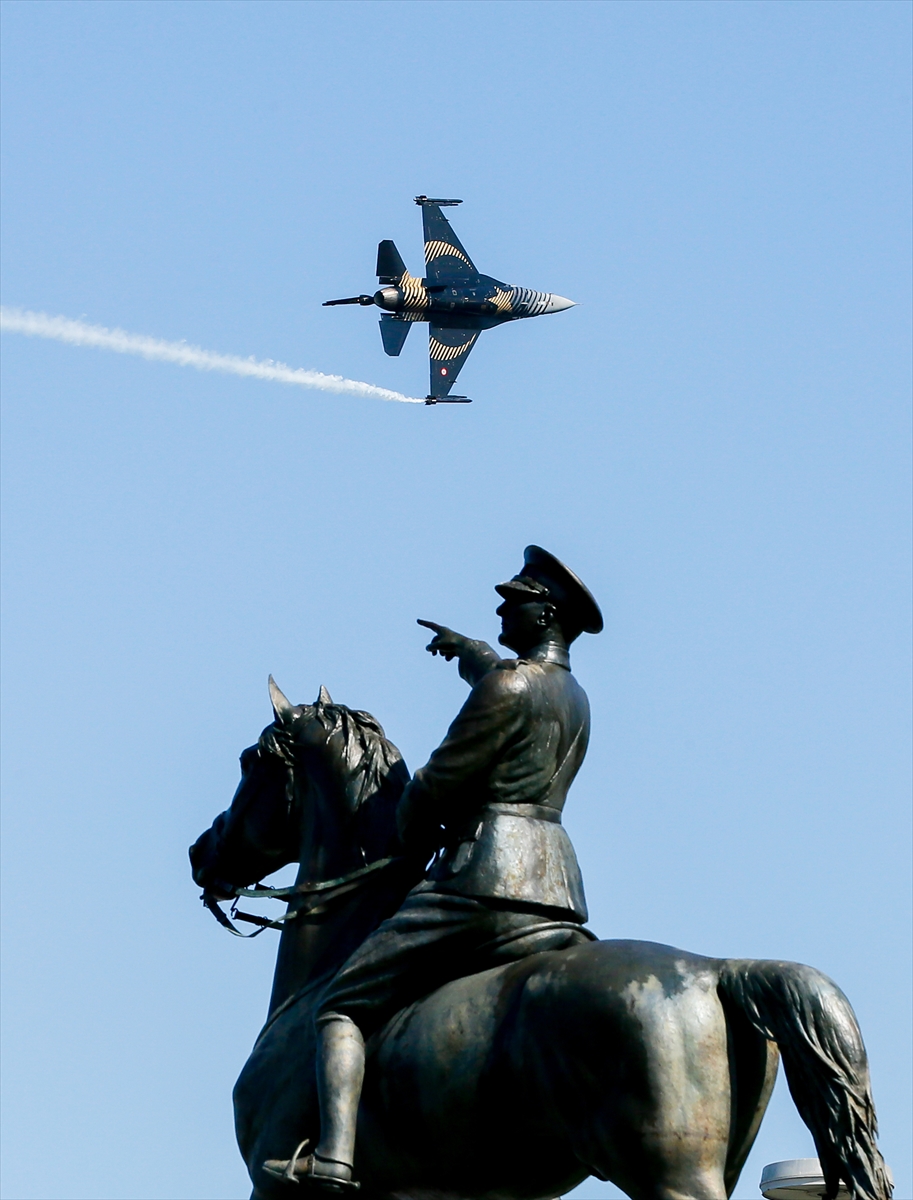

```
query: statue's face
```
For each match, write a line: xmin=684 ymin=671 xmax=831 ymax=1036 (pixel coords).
xmin=496 ymin=594 xmax=552 ymax=653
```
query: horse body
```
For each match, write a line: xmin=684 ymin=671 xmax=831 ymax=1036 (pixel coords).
xmin=190 ymin=688 xmax=890 ymax=1200
xmin=236 ymin=935 xmax=779 ymax=1200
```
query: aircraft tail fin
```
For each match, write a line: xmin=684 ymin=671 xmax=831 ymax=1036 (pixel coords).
xmin=377 ymin=240 xmax=407 ymax=283
xmin=379 ymin=315 xmax=411 ymax=357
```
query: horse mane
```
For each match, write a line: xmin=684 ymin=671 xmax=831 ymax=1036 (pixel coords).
xmin=312 ymin=699 xmax=409 ymax=814
xmin=254 ymin=695 xmax=410 ymax=863
xmin=309 ymin=700 xmax=403 ymax=806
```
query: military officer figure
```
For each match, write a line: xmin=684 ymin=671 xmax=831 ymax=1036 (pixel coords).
xmin=265 ymin=547 xmax=603 ymax=1191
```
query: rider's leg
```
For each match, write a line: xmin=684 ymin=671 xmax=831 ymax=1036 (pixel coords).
xmin=290 ymin=890 xmax=503 ymax=1185
xmin=265 ymin=889 xmax=576 ymax=1186
xmin=312 ymin=1013 xmax=365 ymax=1181
xmin=299 ymin=891 xmax=484 ymax=1183
xmin=262 ymin=1013 xmax=365 ymax=1187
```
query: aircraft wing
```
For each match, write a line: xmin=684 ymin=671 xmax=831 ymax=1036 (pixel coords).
xmin=422 ymin=204 xmax=479 ymax=285
xmin=429 ymin=324 xmax=480 ymax=398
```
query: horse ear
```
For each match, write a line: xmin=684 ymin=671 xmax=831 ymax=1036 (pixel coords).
xmin=317 ymin=684 xmax=333 ymax=706
xmin=268 ymin=675 xmax=295 ymax=724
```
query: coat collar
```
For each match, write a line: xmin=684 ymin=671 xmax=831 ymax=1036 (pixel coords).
xmin=525 ymin=641 xmax=571 ymax=670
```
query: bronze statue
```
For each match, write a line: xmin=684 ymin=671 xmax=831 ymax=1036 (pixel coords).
xmin=190 ymin=549 xmax=891 ymax=1200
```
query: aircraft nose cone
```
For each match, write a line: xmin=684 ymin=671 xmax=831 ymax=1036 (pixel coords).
xmin=545 ymin=294 xmax=576 ymax=313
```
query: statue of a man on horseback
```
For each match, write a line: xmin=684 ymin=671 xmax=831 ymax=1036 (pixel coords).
xmin=190 ymin=548 xmax=891 ymax=1200
xmin=264 ymin=546 xmax=604 ymax=1190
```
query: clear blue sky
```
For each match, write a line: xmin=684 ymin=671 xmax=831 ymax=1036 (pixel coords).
xmin=1 ymin=3 xmax=909 ymax=1198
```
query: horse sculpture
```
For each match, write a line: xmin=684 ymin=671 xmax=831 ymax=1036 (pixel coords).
xmin=190 ymin=681 xmax=891 ymax=1200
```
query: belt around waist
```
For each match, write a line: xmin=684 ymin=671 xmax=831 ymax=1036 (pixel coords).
xmin=482 ymin=802 xmax=563 ymax=824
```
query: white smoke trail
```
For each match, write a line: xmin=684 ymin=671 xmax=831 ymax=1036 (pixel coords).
xmin=0 ymin=307 xmax=424 ymax=404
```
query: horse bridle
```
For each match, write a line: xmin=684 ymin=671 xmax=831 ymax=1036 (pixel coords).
xmin=201 ymin=855 xmax=401 ymax=938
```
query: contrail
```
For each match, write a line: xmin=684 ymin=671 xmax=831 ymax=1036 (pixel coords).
xmin=0 ymin=307 xmax=424 ymax=404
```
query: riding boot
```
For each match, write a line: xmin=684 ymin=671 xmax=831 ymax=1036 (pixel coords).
xmin=313 ymin=1012 xmax=365 ymax=1180
xmin=262 ymin=1013 xmax=364 ymax=1189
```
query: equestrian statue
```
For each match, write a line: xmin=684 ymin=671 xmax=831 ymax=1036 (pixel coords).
xmin=190 ymin=547 xmax=891 ymax=1200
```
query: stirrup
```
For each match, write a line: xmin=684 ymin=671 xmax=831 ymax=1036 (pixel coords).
xmin=262 ymin=1140 xmax=360 ymax=1191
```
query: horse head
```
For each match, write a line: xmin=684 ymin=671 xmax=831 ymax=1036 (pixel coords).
xmin=189 ymin=677 xmax=409 ymax=898
xmin=191 ymin=677 xmax=414 ymax=1017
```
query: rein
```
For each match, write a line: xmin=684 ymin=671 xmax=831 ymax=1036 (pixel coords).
xmin=201 ymin=855 xmax=400 ymax=938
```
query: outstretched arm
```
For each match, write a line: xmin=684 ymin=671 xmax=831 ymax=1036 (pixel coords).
xmin=417 ymin=619 xmax=503 ymax=686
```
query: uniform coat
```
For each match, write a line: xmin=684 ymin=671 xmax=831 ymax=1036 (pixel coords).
xmin=401 ymin=641 xmax=589 ymax=921
xmin=316 ymin=640 xmax=594 ymax=1035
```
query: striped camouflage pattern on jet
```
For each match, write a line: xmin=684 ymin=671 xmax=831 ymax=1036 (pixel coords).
xmin=397 ymin=273 xmax=431 ymax=310
xmin=425 ymin=239 xmax=474 ymax=271
xmin=323 ymin=197 xmax=575 ymax=402
xmin=429 ymin=326 xmax=480 ymax=392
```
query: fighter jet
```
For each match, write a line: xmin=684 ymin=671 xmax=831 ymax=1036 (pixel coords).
xmin=323 ymin=198 xmax=575 ymax=404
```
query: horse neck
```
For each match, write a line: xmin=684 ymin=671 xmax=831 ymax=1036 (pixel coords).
xmin=296 ymin=764 xmax=367 ymax=881
xmin=266 ymin=868 xmax=409 ymax=1017
xmin=266 ymin=755 xmax=395 ymax=1017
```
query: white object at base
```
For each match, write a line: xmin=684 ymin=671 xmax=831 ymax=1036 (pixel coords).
xmin=760 ymin=1157 xmax=893 ymax=1198
xmin=760 ymin=1159 xmax=847 ymax=1199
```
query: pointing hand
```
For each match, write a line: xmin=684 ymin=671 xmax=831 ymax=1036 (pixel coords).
xmin=417 ymin=619 xmax=467 ymax=662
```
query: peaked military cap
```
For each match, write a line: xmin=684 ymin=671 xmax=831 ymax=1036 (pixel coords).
xmin=495 ymin=545 xmax=603 ymax=635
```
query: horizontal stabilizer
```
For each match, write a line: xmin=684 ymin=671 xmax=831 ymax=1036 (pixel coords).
xmin=379 ymin=315 xmax=411 ymax=357
xmin=376 ymin=240 xmax=407 ymax=283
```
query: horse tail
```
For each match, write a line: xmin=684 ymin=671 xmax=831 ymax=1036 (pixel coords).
xmin=718 ymin=959 xmax=891 ymax=1200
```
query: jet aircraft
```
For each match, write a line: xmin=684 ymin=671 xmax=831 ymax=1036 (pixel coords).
xmin=323 ymin=197 xmax=575 ymax=404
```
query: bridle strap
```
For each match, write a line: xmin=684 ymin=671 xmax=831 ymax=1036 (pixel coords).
xmin=201 ymin=855 xmax=402 ymax=938
xmin=236 ymin=855 xmax=398 ymax=900
xmin=201 ymin=889 xmax=277 ymax=938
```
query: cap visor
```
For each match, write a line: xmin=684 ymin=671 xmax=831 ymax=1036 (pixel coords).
xmin=495 ymin=579 xmax=544 ymax=600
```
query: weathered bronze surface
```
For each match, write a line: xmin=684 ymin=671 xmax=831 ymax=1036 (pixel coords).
xmin=190 ymin=549 xmax=891 ymax=1200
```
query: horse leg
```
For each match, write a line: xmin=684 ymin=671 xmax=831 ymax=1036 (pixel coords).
xmin=580 ymin=975 xmax=734 ymax=1200
xmin=600 ymin=1144 xmax=730 ymax=1200
xmin=720 ymin=995 xmax=780 ymax=1196
xmin=620 ymin=1175 xmax=728 ymax=1200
